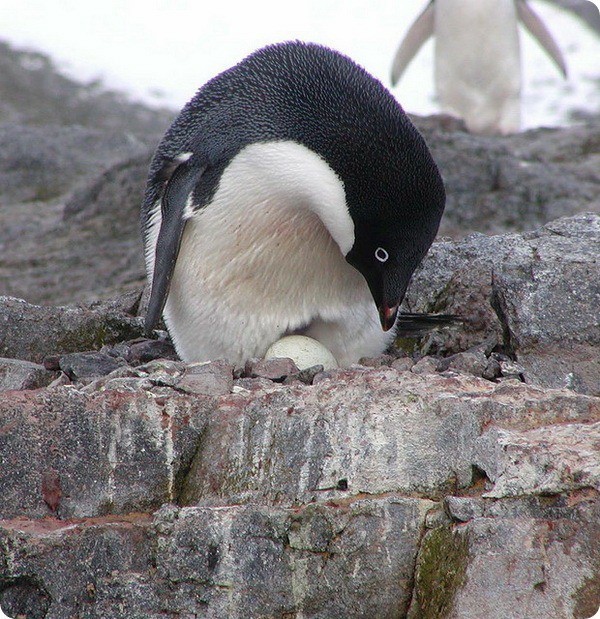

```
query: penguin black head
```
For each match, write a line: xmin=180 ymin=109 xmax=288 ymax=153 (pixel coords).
xmin=142 ymin=41 xmax=445 ymax=342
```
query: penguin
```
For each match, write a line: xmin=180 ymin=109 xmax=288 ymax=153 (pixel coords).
xmin=142 ymin=41 xmax=446 ymax=367
xmin=390 ymin=0 xmax=571 ymax=134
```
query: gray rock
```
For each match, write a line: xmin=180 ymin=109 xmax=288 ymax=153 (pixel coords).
xmin=175 ymin=360 xmax=234 ymax=396
xmin=0 ymin=40 xmax=173 ymax=138
xmin=0 ymin=124 xmax=149 ymax=204
xmin=0 ymin=382 xmax=213 ymax=519
xmin=443 ymin=496 xmax=484 ymax=522
xmin=0 ymin=357 xmax=54 ymax=390
xmin=59 ymin=351 xmax=128 ymax=381
xmin=414 ymin=118 xmax=600 ymax=238
xmin=404 ymin=213 xmax=600 ymax=395
xmin=439 ymin=349 xmax=488 ymax=377
xmin=180 ymin=369 xmax=599 ymax=507
xmin=475 ymin=422 xmax=600 ymax=498
xmin=0 ymin=498 xmax=434 ymax=619
xmin=0 ymin=153 xmax=152 ymax=306
xmin=411 ymin=356 xmax=440 ymax=374
xmin=120 ymin=337 xmax=178 ymax=365
xmin=0 ymin=294 xmax=144 ymax=364
xmin=391 ymin=356 xmax=415 ymax=372
xmin=244 ymin=356 xmax=300 ymax=381
xmin=409 ymin=498 xmax=600 ymax=619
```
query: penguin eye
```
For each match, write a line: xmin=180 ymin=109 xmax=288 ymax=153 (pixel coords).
xmin=374 ymin=247 xmax=389 ymax=263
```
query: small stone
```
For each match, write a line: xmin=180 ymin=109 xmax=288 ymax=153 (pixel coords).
xmin=411 ymin=356 xmax=440 ymax=375
xmin=358 ymin=355 xmax=395 ymax=368
xmin=127 ymin=338 xmax=178 ymax=364
xmin=391 ymin=357 xmax=415 ymax=372
xmin=233 ymin=377 xmax=278 ymax=391
xmin=58 ymin=352 xmax=127 ymax=381
xmin=244 ymin=357 xmax=299 ymax=381
xmin=284 ymin=364 xmax=325 ymax=386
xmin=0 ymin=358 xmax=54 ymax=391
xmin=42 ymin=356 xmax=61 ymax=371
xmin=440 ymin=350 xmax=487 ymax=377
xmin=137 ymin=359 xmax=185 ymax=376
xmin=482 ymin=356 xmax=502 ymax=380
xmin=176 ymin=361 xmax=234 ymax=396
xmin=444 ymin=496 xmax=484 ymax=522
xmin=499 ymin=359 xmax=526 ymax=380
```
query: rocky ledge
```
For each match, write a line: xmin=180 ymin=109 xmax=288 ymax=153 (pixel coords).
xmin=0 ymin=40 xmax=599 ymax=619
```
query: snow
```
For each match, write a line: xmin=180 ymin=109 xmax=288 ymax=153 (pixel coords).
xmin=1 ymin=0 xmax=599 ymax=128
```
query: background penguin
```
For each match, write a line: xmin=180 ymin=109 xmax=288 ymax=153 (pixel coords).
xmin=142 ymin=41 xmax=446 ymax=367
xmin=390 ymin=0 xmax=577 ymax=134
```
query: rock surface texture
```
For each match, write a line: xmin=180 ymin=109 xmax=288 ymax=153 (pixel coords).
xmin=0 ymin=41 xmax=599 ymax=619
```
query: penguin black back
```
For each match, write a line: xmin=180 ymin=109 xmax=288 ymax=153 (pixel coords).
xmin=143 ymin=42 xmax=443 ymax=239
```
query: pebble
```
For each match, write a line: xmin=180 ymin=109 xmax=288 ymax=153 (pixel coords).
xmin=244 ymin=357 xmax=299 ymax=381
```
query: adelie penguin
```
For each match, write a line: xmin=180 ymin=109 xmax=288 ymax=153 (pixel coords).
xmin=142 ymin=41 xmax=446 ymax=368
xmin=390 ymin=0 xmax=584 ymax=134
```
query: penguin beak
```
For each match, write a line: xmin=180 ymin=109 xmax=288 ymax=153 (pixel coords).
xmin=378 ymin=303 xmax=399 ymax=331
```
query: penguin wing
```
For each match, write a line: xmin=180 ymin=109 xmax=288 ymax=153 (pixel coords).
xmin=541 ymin=0 xmax=600 ymax=36
xmin=390 ymin=1 xmax=435 ymax=86
xmin=517 ymin=0 xmax=568 ymax=78
xmin=145 ymin=155 xmax=206 ymax=334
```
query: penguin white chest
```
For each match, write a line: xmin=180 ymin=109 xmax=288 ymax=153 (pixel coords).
xmin=159 ymin=141 xmax=377 ymax=365
xmin=434 ymin=0 xmax=521 ymax=134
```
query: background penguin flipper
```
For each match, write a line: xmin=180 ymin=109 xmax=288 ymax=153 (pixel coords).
xmin=517 ymin=0 xmax=568 ymax=77
xmin=542 ymin=0 xmax=600 ymax=36
xmin=390 ymin=1 xmax=435 ymax=86
xmin=145 ymin=157 xmax=206 ymax=334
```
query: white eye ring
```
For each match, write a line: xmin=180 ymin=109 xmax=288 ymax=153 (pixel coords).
xmin=375 ymin=247 xmax=389 ymax=263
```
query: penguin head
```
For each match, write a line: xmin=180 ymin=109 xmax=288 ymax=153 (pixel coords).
xmin=344 ymin=173 xmax=445 ymax=331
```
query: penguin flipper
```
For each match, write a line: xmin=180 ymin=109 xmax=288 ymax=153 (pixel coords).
xmin=517 ymin=0 xmax=568 ymax=78
xmin=145 ymin=156 xmax=206 ymax=334
xmin=390 ymin=1 xmax=435 ymax=86
xmin=541 ymin=0 xmax=600 ymax=36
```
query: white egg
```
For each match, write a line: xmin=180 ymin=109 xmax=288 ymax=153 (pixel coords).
xmin=265 ymin=335 xmax=338 ymax=371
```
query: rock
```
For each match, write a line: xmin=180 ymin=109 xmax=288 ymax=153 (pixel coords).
xmin=283 ymin=364 xmax=325 ymax=386
xmin=439 ymin=349 xmax=488 ymax=377
xmin=443 ymin=496 xmax=484 ymax=523
xmin=0 ymin=40 xmax=173 ymax=138
xmin=358 ymin=354 xmax=395 ymax=367
xmin=411 ymin=356 xmax=440 ymax=374
xmin=0 ymin=498 xmax=434 ymax=619
xmin=180 ymin=369 xmax=599 ymax=507
xmin=0 ymin=381 xmax=213 ymax=519
xmin=409 ymin=498 xmax=600 ymax=619
xmin=492 ymin=214 xmax=600 ymax=394
xmin=404 ymin=213 xmax=600 ymax=395
xmin=0 ymin=124 xmax=149 ymax=205
xmin=244 ymin=357 xmax=300 ymax=381
xmin=175 ymin=361 xmax=234 ymax=396
xmin=391 ymin=356 xmax=415 ymax=372
xmin=0 ymin=357 xmax=54 ymax=390
xmin=0 ymin=153 xmax=152 ymax=306
xmin=59 ymin=351 xmax=128 ymax=381
xmin=0 ymin=294 xmax=144 ymax=364
xmin=125 ymin=337 xmax=178 ymax=365
xmin=475 ymin=423 xmax=600 ymax=498
xmin=414 ymin=118 xmax=600 ymax=238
